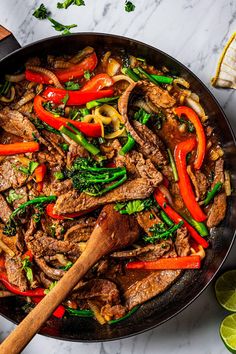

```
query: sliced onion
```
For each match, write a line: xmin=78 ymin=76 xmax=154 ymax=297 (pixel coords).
xmin=15 ymin=92 xmax=35 ymax=109
xmin=5 ymin=73 xmax=25 ymax=83
xmin=70 ymin=46 xmax=94 ymax=64
xmin=101 ymin=51 xmax=111 ymax=69
xmin=0 ymin=239 xmax=15 ymax=257
xmin=87 ymin=300 xmax=106 ymax=325
xmin=26 ymin=65 xmax=63 ymax=89
xmin=173 ymin=77 xmax=190 ymax=89
xmin=224 ymin=170 xmax=231 ymax=196
xmin=185 ymin=96 xmax=208 ymax=121
xmin=106 ymin=58 xmax=121 ymax=77
xmin=0 ymin=86 xmax=15 ymax=102
xmin=113 ymin=74 xmax=134 ymax=84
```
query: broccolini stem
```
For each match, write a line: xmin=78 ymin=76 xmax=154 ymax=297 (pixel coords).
xmin=160 ymin=210 xmax=174 ymax=227
xmin=87 ymin=174 xmax=127 ymax=196
xmin=119 ymin=133 xmax=135 ymax=155
xmin=202 ymin=182 xmax=223 ymax=206
xmin=144 ymin=221 xmax=184 ymax=243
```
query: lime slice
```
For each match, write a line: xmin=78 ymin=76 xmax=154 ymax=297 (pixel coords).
xmin=215 ymin=270 xmax=236 ymax=311
xmin=220 ymin=314 xmax=236 ymax=353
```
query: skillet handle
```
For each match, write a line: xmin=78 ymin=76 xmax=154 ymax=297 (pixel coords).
xmin=0 ymin=25 xmax=21 ymax=61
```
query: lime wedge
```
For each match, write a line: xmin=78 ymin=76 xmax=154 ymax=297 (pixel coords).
xmin=215 ymin=270 xmax=236 ymax=311
xmin=220 ymin=314 xmax=236 ymax=353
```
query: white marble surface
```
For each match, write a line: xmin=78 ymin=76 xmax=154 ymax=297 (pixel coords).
xmin=0 ymin=0 xmax=236 ymax=353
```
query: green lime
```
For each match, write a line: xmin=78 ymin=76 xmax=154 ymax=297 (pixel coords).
xmin=220 ymin=313 xmax=236 ymax=353
xmin=215 ymin=270 xmax=236 ymax=311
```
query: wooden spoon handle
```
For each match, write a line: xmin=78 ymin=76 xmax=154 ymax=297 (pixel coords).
xmin=0 ymin=26 xmax=11 ymax=41
xmin=0 ymin=250 xmax=98 ymax=354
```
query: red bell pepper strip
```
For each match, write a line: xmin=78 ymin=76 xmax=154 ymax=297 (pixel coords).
xmin=55 ymin=52 xmax=98 ymax=82
xmin=34 ymin=95 xmax=101 ymax=137
xmin=31 ymin=296 xmax=65 ymax=319
xmin=34 ymin=164 xmax=47 ymax=192
xmin=46 ymin=203 xmax=96 ymax=220
xmin=22 ymin=250 xmax=33 ymax=262
xmin=175 ymin=106 xmax=206 ymax=170
xmin=0 ymin=142 xmax=40 ymax=156
xmin=174 ymin=138 xmax=206 ymax=222
xmin=80 ymin=73 xmax=114 ymax=92
xmin=126 ymin=255 xmax=201 ymax=270
xmin=0 ymin=273 xmax=45 ymax=297
xmin=43 ymin=87 xmax=114 ymax=106
xmin=25 ymin=53 xmax=98 ymax=84
xmin=154 ymin=188 xmax=209 ymax=248
xmin=25 ymin=70 xmax=50 ymax=84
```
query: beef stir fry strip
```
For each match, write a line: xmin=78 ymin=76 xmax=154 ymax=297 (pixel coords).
xmin=0 ymin=46 xmax=230 ymax=323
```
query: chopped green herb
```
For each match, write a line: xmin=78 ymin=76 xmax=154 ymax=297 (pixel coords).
xmin=19 ymin=161 xmax=39 ymax=176
xmin=125 ymin=1 xmax=135 ymax=12
xmin=6 ymin=190 xmax=22 ymax=204
xmin=79 ymin=108 xmax=90 ymax=117
xmin=31 ymin=117 xmax=61 ymax=135
xmin=65 ymin=81 xmax=80 ymax=90
xmin=21 ymin=256 xmax=33 ymax=283
xmin=84 ymin=70 xmax=91 ymax=80
xmin=134 ymin=108 xmax=151 ymax=125
xmin=149 ymin=213 xmax=154 ymax=220
xmin=48 ymin=17 xmax=77 ymax=35
xmin=175 ymin=114 xmax=195 ymax=133
xmin=33 ymin=3 xmax=50 ymax=19
xmin=61 ymin=93 xmax=69 ymax=105
xmin=43 ymin=101 xmax=64 ymax=117
xmin=69 ymin=108 xmax=80 ymax=120
xmin=114 ymin=197 xmax=154 ymax=215
xmin=144 ymin=221 xmax=184 ymax=243
xmin=61 ymin=261 xmax=73 ymax=270
xmin=54 ymin=171 xmax=64 ymax=180
xmin=44 ymin=281 xmax=58 ymax=295
xmin=59 ymin=143 xmax=69 ymax=151
xmin=57 ymin=0 xmax=85 ymax=9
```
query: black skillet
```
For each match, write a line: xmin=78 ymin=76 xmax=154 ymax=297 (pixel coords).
xmin=0 ymin=26 xmax=235 ymax=342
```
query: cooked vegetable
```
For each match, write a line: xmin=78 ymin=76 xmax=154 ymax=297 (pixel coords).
xmin=67 ymin=307 xmax=93 ymax=317
xmin=150 ymin=74 xmax=173 ymax=84
xmin=86 ymin=96 xmax=119 ymax=109
xmin=174 ymin=138 xmax=207 ymax=222
xmin=31 ymin=296 xmax=65 ymax=318
xmin=182 ymin=214 xmax=208 ymax=237
xmin=57 ymin=0 xmax=85 ymax=9
xmin=67 ymin=157 xmax=127 ymax=196
xmin=134 ymin=108 xmax=151 ymax=125
xmin=144 ymin=221 xmax=184 ymax=243
xmin=125 ymin=1 xmax=135 ymax=12
xmin=202 ymin=182 xmax=223 ymax=206
xmin=35 ymin=164 xmax=47 ymax=192
xmin=64 ymin=81 xmax=80 ymax=90
xmin=175 ymin=106 xmax=206 ymax=170
xmin=160 ymin=210 xmax=174 ymax=227
xmin=21 ymin=256 xmax=33 ymax=283
xmin=126 ymin=255 xmax=201 ymax=270
xmin=0 ymin=273 xmax=45 ymax=296
xmin=48 ymin=18 xmax=77 ymax=35
xmin=33 ymin=3 xmax=49 ymax=19
xmin=114 ymin=198 xmax=153 ymax=215
xmin=0 ymin=142 xmax=40 ymax=156
xmin=119 ymin=133 xmax=135 ymax=155
xmin=167 ymin=148 xmax=178 ymax=182
xmin=6 ymin=190 xmax=22 ymax=204
xmin=108 ymin=306 xmax=139 ymax=324
xmin=19 ymin=161 xmax=39 ymax=176
xmin=121 ymin=67 xmax=140 ymax=82
xmin=60 ymin=124 xmax=100 ymax=155
xmin=34 ymin=95 xmax=101 ymax=137
xmin=3 ymin=196 xmax=57 ymax=236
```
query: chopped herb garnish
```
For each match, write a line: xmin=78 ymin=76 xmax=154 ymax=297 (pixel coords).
xmin=61 ymin=261 xmax=73 ymax=270
xmin=43 ymin=101 xmax=64 ymax=117
xmin=21 ymin=256 xmax=33 ymax=283
xmin=44 ymin=281 xmax=58 ymax=295
xmin=33 ymin=3 xmax=50 ymax=19
xmin=57 ymin=0 xmax=85 ymax=9
xmin=48 ymin=17 xmax=77 ymax=35
xmin=59 ymin=143 xmax=69 ymax=151
xmin=61 ymin=93 xmax=69 ymax=105
xmin=144 ymin=221 xmax=184 ymax=243
xmin=19 ymin=161 xmax=39 ymax=176
xmin=65 ymin=81 xmax=80 ymax=90
xmin=31 ymin=117 xmax=61 ymax=135
xmin=84 ymin=70 xmax=91 ymax=80
xmin=69 ymin=108 xmax=80 ymax=120
xmin=114 ymin=197 xmax=154 ymax=215
xmin=6 ymin=190 xmax=22 ymax=204
xmin=54 ymin=171 xmax=64 ymax=180
xmin=125 ymin=1 xmax=135 ymax=12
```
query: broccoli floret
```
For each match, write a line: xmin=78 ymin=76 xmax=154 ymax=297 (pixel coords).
xmin=68 ymin=157 xmax=127 ymax=196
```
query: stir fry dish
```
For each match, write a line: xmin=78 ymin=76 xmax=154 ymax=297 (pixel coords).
xmin=0 ymin=47 xmax=231 ymax=324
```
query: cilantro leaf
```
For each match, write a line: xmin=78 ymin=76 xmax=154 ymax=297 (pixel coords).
xmin=33 ymin=3 xmax=50 ymax=19
xmin=114 ymin=198 xmax=154 ymax=215
xmin=84 ymin=70 xmax=91 ymax=80
xmin=48 ymin=17 xmax=77 ymax=35
xmin=6 ymin=190 xmax=22 ymax=204
xmin=65 ymin=81 xmax=80 ymax=90
xmin=19 ymin=161 xmax=39 ymax=176
xmin=61 ymin=261 xmax=73 ymax=270
xmin=21 ymin=256 xmax=33 ymax=283
xmin=125 ymin=1 xmax=135 ymax=12
xmin=57 ymin=0 xmax=85 ymax=9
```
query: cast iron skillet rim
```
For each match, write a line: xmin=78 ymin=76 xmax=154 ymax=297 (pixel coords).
xmin=0 ymin=32 xmax=235 ymax=342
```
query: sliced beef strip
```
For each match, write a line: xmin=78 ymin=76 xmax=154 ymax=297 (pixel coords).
xmin=0 ymin=158 xmax=28 ymax=192
xmin=43 ymin=179 xmax=73 ymax=197
xmin=139 ymin=81 xmax=176 ymax=108
xmin=124 ymin=269 xmax=181 ymax=310
xmin=127 ymin=150 xmax=163 ymax=182
xmin=0 ymin=108 xmax=39 ymax=140
xmin=64 ymin=217 xmax=96 ymax=243
xmin=174 ymin=226 xmax=191 ymax=257
xmin=5 ymin=254 xmax=28 ymax=291
xmin=34 ymin=257 xmax=66 ymax=280
xmin=0 ymin=194 xmax=12 ymax=224
xmin=54 ymin=178 xmax=160 ymax=215
xmin=132 ymin=121 xmax=167 ymax=166
xmin=207 ymin=158 xmax=227 ymax=228
xmin=187 ymin=166 xmax=208 ymax=201
xmin=25 ymin=230 xmax=82 ymax=257
xmin=72 ymin=279 xmax=120 ymax=304
xmin=111 ymin=240 xmax=171 ymax=261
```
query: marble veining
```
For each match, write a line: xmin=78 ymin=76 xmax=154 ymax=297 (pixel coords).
xmin=0 ymin=0 xmax=236 ymax=353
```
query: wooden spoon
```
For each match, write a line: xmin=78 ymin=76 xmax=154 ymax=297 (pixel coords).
xmin=0 ymin=205 xmax=139 ymax=354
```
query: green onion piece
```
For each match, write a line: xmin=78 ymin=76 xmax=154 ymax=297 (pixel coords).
xmin=183 ymin=214 xmax=208 ymax=237
xmin=202 ymin=182 xmax=223 ymax=206
xmin=60 ymin=124 xmax=100 ymax=156
xmin=108 ymin=306 xmax=140 ymax=325
xmin=54 ymin=171 xmax=64 ymax=180
xmin=119 ymin=133 xmax=135 ymax=155
xmin=86 ymin=96 xmax=119 ymax=110
xmin=167 ymin=149 xmax=178 ymax=182
xmin=150 ymin=74 xmax=173 ymax=84
xmin=121 ymin=67 xmax=140 ymax=82
xmin=135 ymin=67 xmax=158 ymax=85
xmin=160 ymin=210 xmax=174 ymax=227
xmin=66 ymin=307 xmax=94 ymax=317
